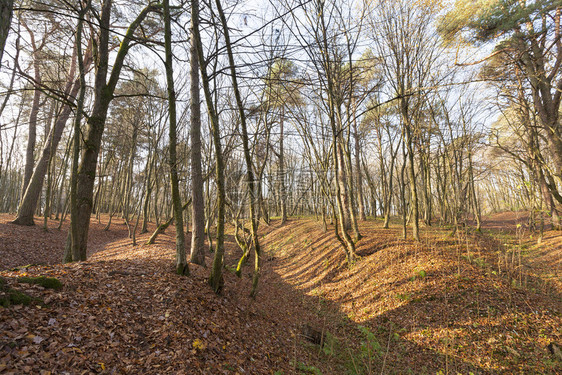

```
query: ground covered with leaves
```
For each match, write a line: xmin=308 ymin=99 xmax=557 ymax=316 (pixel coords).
xmin=0 ymin=212 xmax=560 ymax=374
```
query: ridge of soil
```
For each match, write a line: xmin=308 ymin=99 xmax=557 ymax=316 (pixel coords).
xmin=259 ymin=216 xmax=561 ymax=374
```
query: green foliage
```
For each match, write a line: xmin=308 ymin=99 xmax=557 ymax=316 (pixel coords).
xmin=410 ymin=269 xmax=427 ymax=281
xmin=345 ymin=325 xmax=383 ymax=375
xmin=439 ymin=0 xmax=562 ymax=45
xmin=225 ymin=264 xmax=237 ymax=274
xmin=462 ymin=254 xmax=488 ymax=268
xmin=290 ymin=361 xmax=322 ymax=375
xmin=322 ymin=332 xmax=340 ymax=356
xmin=263 ymin=58 xmax=304 ymax=110
xmin=358 ymin=325 xmax=382 ymax=358
xmin=17 ymin=276 xmax=63 ymax=290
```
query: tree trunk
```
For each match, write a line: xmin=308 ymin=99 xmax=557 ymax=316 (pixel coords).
xmin=163 ymin=0 xmax=187 ymax=275
xmin=0 ymin=0 xmax=13 ymax=67
xmin=279 ymin=108 xmax=287 ymax=224
xmin=354 ymin=126 xmax=366 ymax=221
xmin=12 ymin=45 xmax=90 ymax=226
xmin=68 ymin=1 xmax=157 ymax=262
xmin=141 ymin=151 xmax=154 ymax=234
xmin=21 ymin=69 xmax=41 ymax=200
xmin=402 ymin=100 xmax=420 ymax=241
xmin=193 ymin=0 xmax=226 ymax=294
xmin=64 ymin=1 xmax=89 ymax=263
xmin=189 ymin=0 xmax=206 ymax=266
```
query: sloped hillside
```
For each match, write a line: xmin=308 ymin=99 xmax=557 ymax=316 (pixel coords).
xmin=260 ymin=217 xmax=562 ymax=374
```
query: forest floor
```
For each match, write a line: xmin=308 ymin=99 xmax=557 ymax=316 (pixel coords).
xmin=0 ymin=212 xmax=560 ymax=374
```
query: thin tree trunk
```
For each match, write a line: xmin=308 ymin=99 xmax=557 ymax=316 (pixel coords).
xmin=402 ymin=102 xmax=420 ymax=241
xmin=64 ymin=1 xmax=89 ymax=263
xmin=279 ymin=108 xmax=287 ymax=224
xmin=189 ymin=0 xmax=206 ymax=266
xmin=193 ymin=1 xmax=226 ymax=294
xmin=146 ymin=199 xmax=191 ymax=245
xmin=163 ymin=0 xmax=187 ymax=275
xmin=21 ymin=64 xmax=41 ymax=199
xmin=141 ymin=150 xmax=154 ymax=233
xmin=354 ymin=126 xmax=366 ymax=221
xmin=400 ymin=140 xmax=407 ymax=239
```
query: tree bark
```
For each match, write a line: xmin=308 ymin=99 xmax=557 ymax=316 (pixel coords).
xmin=21 ymin=64 xmax=41 ymax=200
xmin=0 ymin=0 xmax=13 ymax=68
xmin=192 ymin=0 xmax=226 ymax=294
xmin=401 ymin=99 xmax=420 ymax=241
xmin=65 ymin=0 xmax=90 ymax=263
xmin=163 ymin=0 xmax=187 ymax=275
xmin=189 ymin=0 xmax=206 ymax=266
xmin=279 ymin=108 xmax=287 ymax=224
xmin=68 ymin=1 xmax=157 ymax=262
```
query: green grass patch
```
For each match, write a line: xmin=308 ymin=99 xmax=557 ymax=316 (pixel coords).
xmin=462 ymin=254 xmax=489 ymax=269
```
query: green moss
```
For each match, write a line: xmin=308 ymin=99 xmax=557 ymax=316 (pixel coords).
xmin=17 ymin=276 xmax=63 ymax=290
xmin=0 ymin=289 xmax=33 ymax=307
xmin=9 ymin=290 xmax=32 ymax=305
xmin=0 ymin=276 xmax=43 ymax=307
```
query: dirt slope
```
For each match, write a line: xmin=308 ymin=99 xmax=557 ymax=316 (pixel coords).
xmin=0 ymin=214 xmax=561 ymax=374
xmin=260 ymin=218 xmax=562 ymax=374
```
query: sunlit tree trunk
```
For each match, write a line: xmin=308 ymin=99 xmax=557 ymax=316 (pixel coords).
xmin=279 ymin=107 xmax=287 ymax=224
xmin=401 ymin=99 xmax=420 ymax=241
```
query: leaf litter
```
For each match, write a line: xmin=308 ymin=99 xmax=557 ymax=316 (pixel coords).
xmin=0 ymin=213 xmax=560 ymax=374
